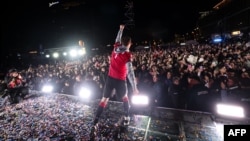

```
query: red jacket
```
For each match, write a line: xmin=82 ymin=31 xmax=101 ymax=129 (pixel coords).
xmin=8 ymin=77 xmax=23 ymax=88
xmin=108 ymin=42 xmax=132 ymax=80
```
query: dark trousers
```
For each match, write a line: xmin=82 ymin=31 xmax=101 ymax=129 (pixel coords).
xmin=103 ymin=76 xmax=127 ymax=101
xmin=94 ymin=76 xmax=129 ymax=124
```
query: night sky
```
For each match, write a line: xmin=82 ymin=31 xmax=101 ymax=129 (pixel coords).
xmin=1 ymin=0 xmax=220 ymax=51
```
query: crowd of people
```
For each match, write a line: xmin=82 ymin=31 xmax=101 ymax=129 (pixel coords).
xmin=0 ymin=30 xmax=250 ymax=140
xmin=1 ymin=40 xmax=250 ymax=111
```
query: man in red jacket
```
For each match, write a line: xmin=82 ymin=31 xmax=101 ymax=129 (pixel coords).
xmin=5 ymin=69 xmax=28 ymax=104
xmin=90 ymin=24 xmax=139 ymax=137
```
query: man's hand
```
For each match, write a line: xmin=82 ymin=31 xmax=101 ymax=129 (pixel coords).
xmin=133 ymin=88 xmax=139 ymax=95
xmin=220 ymin=82 xmax=227 ymax=89
xmin=120 ymin=24 xmax=125 ymax=30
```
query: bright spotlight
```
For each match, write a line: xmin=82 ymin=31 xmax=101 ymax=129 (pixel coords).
xmin=69 ymin=49 xmax=77 ymax=57
xmin=131 ymin=95 xmax=149 ymax=105
xmin=78 ymin=48 xmax=86 ymax=55
xmin=42 ymin=85 xmax=54 ymax=93
xmin=53 ymin=52 xmax=59 ymax=58
xmin=213 ymin=38 xmax=222 ymax=43
xmin=216 ymin=103 xmax=245 ymax=118
xmin=79 ymin=87 xmax=91 ymax=99
xmin=63 ymin=52 xmax=67 ymax=56
xmin=45 ymin=54 xmax=50 ymax=58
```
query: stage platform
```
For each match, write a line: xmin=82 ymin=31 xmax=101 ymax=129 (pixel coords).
xmin=0 ymin=93 xmax=249 ymax=141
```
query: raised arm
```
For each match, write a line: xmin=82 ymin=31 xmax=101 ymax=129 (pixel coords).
xmin=115 ymin=24 xmax=125 ymax=43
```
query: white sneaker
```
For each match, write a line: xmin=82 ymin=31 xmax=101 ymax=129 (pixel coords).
xmin=123 ymin=116 xmax=130 ymax=126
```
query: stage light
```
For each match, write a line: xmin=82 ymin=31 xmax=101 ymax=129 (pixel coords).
xmin=79 ymin=87 xmax=91 ymax=99
xmin=45 ymin=54 xmax=50 ymax=58
xmin=53 ymin=52 xmax=59 ymax=58
xmin=69 ymin=49 xmax=77 ymax=57
xmin=63 ymin=52 xmax=67 ymax=56
xmin=78 ymin=48 xmax=86 ymax=55
xmin=216 ymin=103 xmax=245 ymax=118
xmin=213 ymin=38 xmax=222 ymax=43
xmin=131 ymin=95 xmax=149 ymax=105
xmin=42 ymin=85 xmax=54 ymax=93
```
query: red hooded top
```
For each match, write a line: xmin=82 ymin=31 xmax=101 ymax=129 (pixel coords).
xmin=108 ymin=42 xmax=132 ymax=80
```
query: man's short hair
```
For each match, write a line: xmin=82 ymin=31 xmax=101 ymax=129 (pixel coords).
xmin=9 ymin=69 xmax=17 ymax=73
xmin=121 ymin=36 xmax=132 ymax=46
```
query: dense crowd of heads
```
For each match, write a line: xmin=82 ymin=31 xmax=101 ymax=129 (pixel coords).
xmin=0 ymin=39 xmax=250 ymax=140
xmin=1 ymin=41 xmax=250 ymax=109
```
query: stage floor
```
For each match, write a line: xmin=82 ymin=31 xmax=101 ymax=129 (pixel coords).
xmin=0 ymin=93 xmax=249 ymax=141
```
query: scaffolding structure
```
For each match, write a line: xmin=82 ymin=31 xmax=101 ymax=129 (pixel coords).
xmin=123 ymin=1 xmax=135 ymax=30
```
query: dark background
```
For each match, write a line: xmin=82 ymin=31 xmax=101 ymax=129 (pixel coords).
xmin=1 ymin=0 xmax=220 ymax=52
